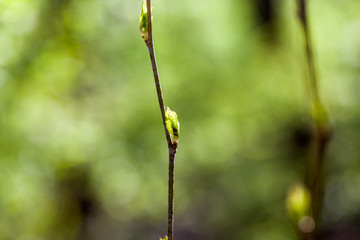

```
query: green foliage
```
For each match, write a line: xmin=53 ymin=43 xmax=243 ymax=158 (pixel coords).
xmin=165 ymin=107 xmax=180 ymax=145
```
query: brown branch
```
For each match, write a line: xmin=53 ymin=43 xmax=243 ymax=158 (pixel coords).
xmin=144 ymin=1 xmax=178 ymax=239
xmin=296 ymin=0 xmax=331 ymax=239
xmin=297 ymin=0 xmax=319 ymax=103
xmin=145 ymin=0 xmax=173 ymax=149
xmin=168 ymin=148 xmax=176 ymax=240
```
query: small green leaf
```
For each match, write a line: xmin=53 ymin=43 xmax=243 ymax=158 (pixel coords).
xmin=159 ymin=237 xmax=168 ymax=240
xmin=165 ymin=107 xmax=180 ymax=145
xmin=139 ymin=0 xmax=150 ymax=41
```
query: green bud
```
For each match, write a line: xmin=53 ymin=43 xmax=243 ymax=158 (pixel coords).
xmin=165 ymin=107 xmax=180 ymax=145
xmin=160 ymin=237 xmax=168 ymax=240
xmin=139 ymin=0 xmax=150 ymax=41
xmin=286 ymin=184 xmax=311 ymax=221
xmin=312 ymin=100 xmax=327 ymax=128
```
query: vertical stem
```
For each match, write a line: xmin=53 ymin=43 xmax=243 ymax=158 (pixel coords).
xmin=296 ymin=0 xmax=331 ymax=238
xmin=144 ymin=1 xmax=178 ymax=239
xmin=168 ymin=149 xmax=176 ymax=240
xmin=146 ymin=41 xmax=173 ymax=147
xmin=145 ymin=0 xmax=173 ymax=148
xmin=298 ymin=0 xmax=319 ymax=103
xmin=309 ymin=127 xmax=329 ymax=226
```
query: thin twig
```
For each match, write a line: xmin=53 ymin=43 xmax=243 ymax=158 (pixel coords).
xmin=145 ymin=0 xmax=173 ymax=148
xmin=297 ymin=0 xmax=319 ymax=103
xmin=296 ymin=0 xmax=331 ymax=238
xmin=144 ymin=1 xmax=177 ymax=239
xmin=168 ymin=149 xmax=176 ymax=240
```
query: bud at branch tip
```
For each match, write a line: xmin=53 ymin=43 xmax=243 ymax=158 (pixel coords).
xmin=139 ymin=0 xmax=152 ymax=41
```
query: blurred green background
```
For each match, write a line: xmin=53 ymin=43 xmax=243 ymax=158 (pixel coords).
xmin=0 ymin=0 xmax=360 ymax=239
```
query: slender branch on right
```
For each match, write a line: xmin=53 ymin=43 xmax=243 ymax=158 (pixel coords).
xmin=296 ymin=0 xmax=331 ymax=238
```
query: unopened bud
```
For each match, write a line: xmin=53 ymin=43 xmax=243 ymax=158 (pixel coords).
xmin=312 ymin=100 xmax=327 ymax=128
xmin=165 ymin=107 xmax=180 ymax=145
xmin=139 ymin=0 xmax=151 ymax=41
